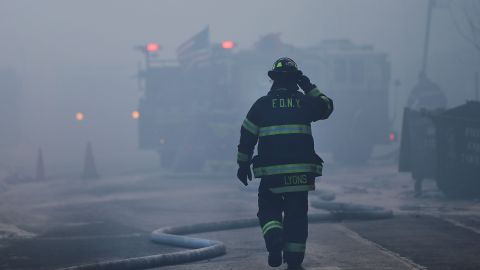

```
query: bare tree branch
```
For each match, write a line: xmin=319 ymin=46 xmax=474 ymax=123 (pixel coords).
xmin=449 ymin=0 xmax=480 ymax=52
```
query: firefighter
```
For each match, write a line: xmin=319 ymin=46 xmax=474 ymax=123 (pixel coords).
xmin=236 ymin=57 xmax=333 ymax=269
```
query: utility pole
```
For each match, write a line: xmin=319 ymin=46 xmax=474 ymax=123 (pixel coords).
xmin=475 ymin=71 xmax=479 ymax=101
xmin=421 ymin=0 xmax=434 ymax=75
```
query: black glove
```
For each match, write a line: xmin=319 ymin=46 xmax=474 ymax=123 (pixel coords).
xmin=236 ymin=165 xmax=252 ymax=186
xmin=297 ymin=74 xmax=316 ymax=93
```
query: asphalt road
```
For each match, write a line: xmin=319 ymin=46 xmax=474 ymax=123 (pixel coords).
xmin=1 ymin=164 xmax=480 ymax=270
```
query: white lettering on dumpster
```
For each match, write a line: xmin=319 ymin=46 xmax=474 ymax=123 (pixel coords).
xmin=461 ymin=126 xmax=480 ymax=166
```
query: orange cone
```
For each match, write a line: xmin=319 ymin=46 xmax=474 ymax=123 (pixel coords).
xmin=35 ymin=148 xmax=46 ymax=181
xmin=82 ymin=142 xmax=99 ymax=179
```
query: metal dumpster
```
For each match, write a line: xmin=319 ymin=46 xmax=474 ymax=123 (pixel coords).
xmin=399 ymin=108 xmax=442 ymax=181
xmin=433 ymin=101 xmax=480 ymax=197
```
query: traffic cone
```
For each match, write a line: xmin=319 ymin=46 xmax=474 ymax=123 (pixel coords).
xmin=35 ymin=148 xmax=46 ymax=181
xmin=82 ymin=142 xmax=99 ymax=179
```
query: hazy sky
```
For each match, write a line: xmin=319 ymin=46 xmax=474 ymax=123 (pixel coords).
xmin=0 ymin=0 xmax=477 ymax=172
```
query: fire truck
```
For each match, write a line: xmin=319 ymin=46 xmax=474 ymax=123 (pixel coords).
xmin=135 ymin=35 xmax=393 ymax=170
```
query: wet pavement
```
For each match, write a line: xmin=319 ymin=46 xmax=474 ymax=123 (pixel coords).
xmin=1 ymin=163 xmax=480 ymax=269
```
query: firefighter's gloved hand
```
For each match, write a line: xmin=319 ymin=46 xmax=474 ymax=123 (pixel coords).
xmin=237 ymin=165 xmax=252 ymax=186
xmin=297 ymin=74 xmax=316 ymax=93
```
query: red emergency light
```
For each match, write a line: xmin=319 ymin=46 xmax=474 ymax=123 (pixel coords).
xmin=389 ymin=132 xmax=396 ymax=142
xmin=75 ymin=112 xmax=85 ymax=121
xmin=221 ymin=40 xmax=235 ymax=49
xmin=131 ymin=110 xmax=140 ymax=120
xmin=146 ymin=43 xmax=159 ymax=52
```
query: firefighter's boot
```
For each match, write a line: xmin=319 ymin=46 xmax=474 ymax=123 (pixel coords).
xmin=284 ymin=244 xmax=305 ymax=269
xmin=268 ymin=251 xmax=282 ymax=267
xmin=263 ymin=222 xmax=283 ymax=267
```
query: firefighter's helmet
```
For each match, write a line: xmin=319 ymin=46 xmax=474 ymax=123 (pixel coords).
xmin=268 ymin=57 xmax=302 ymax=81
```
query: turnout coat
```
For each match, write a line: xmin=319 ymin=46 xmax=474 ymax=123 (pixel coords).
xmin=237 ymin=86 xmax=333 ymax=193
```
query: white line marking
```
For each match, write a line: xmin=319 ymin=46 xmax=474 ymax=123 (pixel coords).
xmin=436 ymin=216 xmax=480 ymax=236
xmin=334 ymin=224 xmax=427 ymax=270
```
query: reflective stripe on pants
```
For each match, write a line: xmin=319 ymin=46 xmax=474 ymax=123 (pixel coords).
xmin=257 ymin=182 xmax=308 ymax=264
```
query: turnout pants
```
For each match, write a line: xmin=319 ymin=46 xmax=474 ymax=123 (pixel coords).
xmin=258 ymin=179 xmax=309 ymax=265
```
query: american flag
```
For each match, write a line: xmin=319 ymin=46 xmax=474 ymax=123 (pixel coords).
xmin=176 ymin=26 xmax=211 ymax=68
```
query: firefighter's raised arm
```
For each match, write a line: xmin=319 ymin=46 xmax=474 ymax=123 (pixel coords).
xmin=236 ymin=100 xmax=261 ymax=185
xmin=298 ymin=74 xmax=334 ymax=122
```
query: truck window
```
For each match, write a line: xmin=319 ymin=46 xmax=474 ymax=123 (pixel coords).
xmin=334 ymin=59 xmax=347 ymax=83
xmin=350 ymin=59 xmax=364 ymax=84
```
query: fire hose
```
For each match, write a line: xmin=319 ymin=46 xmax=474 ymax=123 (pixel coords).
xmin=59 ymin=200 xmax=392 ymax=270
